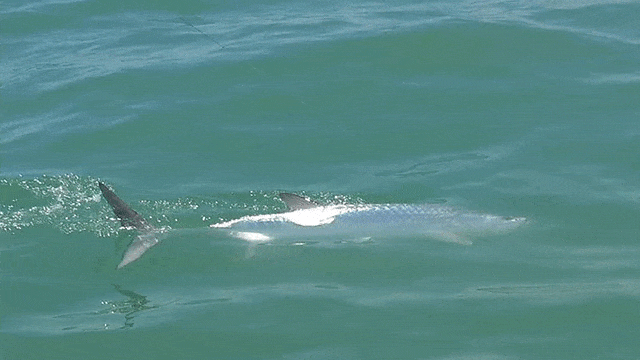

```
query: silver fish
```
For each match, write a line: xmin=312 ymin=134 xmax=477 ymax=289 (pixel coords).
xmin=100 ymin=185 xmax=525 ymax=268
xmin=211 ymin=193 xmax=526 ymax=245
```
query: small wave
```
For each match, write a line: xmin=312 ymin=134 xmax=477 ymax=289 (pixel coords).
xmin=4 ymin=0 xmax=637 ymax=95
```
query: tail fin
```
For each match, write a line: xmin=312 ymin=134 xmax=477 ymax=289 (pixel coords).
xmin=99 ymin=182 xmax=159 ymax=269
xmin=99 ymin=182 xmax=150 ymax=230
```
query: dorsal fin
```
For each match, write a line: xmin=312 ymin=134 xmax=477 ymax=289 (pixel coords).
xmin=279 ymin=193 xmax=320 ymax=211
xmin=98 ymin=182 xmax=150 ymax=230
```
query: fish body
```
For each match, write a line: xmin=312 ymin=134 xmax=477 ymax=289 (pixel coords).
xmin=211 ymin=195 xmax=526 ymax=244
xmin=100 ymin=185 xmax=525 ymax=268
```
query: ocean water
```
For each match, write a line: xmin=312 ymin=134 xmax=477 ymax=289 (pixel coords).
xmin=2 ymin=0 xmax=640 ymax=358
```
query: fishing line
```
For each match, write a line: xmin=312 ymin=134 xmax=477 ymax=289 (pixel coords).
xmin=179 ymin=16 xmax=226 ymax=49
xmin=178 ymin=16 xmax=263 ymax=74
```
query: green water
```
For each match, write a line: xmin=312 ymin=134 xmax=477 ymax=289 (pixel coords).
xmin=2 ymin=0 xmax=640 ymax=359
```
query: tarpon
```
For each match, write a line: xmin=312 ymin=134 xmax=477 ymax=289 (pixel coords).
xmin=100 ymin=183 xmax=526 ymax=268
xmin=211 ymin=193 xmax=526 ymax=245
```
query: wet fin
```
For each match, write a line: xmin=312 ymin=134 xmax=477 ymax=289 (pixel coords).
xmin=116 ymin=233 xmax=159 ymax=269
xmin=279 ymin=193 xmax=320 ymax=211
xmin=99 ymin=182 xmax=150 ymax=230
xmin=99 ymin=182 xmax=157 ymax=269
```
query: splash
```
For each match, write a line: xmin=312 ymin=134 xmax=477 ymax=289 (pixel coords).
xmin=0 ymin=175 xmax=114 ymax=236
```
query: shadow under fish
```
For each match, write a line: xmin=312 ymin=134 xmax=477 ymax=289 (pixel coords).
xmin=98 ymin=284 xmax=157 ymax=329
